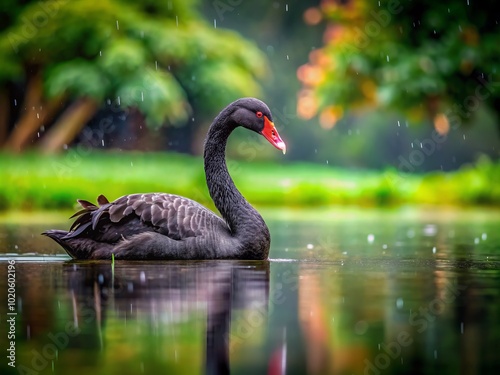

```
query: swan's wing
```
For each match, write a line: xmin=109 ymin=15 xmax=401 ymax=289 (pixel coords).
xmin=64 ymin=193 xmax=228 ymax=242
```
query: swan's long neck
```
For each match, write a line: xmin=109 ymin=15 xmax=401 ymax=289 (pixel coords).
xmin=204 ymin=111 xmax=270 ymax=256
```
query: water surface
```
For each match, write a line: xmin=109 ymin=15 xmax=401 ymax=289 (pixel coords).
xmin=0 ymin=207 xmax=499 ymax=375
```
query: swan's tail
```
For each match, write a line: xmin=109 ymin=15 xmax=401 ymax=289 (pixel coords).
xmin=42 ymin=229 xmax=113 ymax=259
xmin=42 ymin=195 xmax=113 ymax=259
xmin=42 ymin=229 xmax=78 ymax=258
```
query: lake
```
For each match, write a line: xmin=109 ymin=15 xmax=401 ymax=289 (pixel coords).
xmin=0 ymin=207 xmax=499 ymax=375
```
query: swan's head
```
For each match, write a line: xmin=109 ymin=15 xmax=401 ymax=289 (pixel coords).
xmin=230 ymin=98 xmax=287 ymax=154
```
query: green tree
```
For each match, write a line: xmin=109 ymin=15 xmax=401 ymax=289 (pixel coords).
xmin=0 ymin=0 xmax=268 ymax=152
xmin=297 ymin=0 xmax=500 ymax=133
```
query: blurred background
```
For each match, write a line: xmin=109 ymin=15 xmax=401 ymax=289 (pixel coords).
xmin=0 ymin=0 xmax=499 ymax=208
xmin=1 ymin=3 xmax=500 ymax=375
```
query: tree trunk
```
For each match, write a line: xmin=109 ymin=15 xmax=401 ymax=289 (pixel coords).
xmin=3 ymin=72 xmax=64 ymax=152
xmin=39 ymin=97 xmax=99 ymax=154
xmin=0 ymin=89 xmax=9 ymax=146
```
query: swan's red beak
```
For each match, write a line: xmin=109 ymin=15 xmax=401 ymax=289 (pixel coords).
xmin=261 ymin=116 xmax=286 ymax=154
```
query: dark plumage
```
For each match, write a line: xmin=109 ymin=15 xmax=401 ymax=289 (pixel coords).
xmin=43 ymin=98 xmax=286 ymax=260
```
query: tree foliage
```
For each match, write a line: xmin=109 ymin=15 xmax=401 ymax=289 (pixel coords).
xmin=0 ymin=0 xmax=268 ymax=151
xmin=298 ymin=0 xmax=500 ymax=130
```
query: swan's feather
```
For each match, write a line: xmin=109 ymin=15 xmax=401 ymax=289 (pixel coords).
xmin=64 ymin=193 xmax=228 ymax=242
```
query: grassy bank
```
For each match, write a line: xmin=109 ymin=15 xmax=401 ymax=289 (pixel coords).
xmin=1 ymin=152 xmax=499 ymax=210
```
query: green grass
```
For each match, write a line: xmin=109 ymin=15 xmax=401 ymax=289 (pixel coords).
xmin=1 ymin=151 xmax=499 ymax=211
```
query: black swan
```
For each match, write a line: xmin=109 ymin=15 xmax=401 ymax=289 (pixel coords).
xmin=43 ymin=98 xmax=286 ymax=260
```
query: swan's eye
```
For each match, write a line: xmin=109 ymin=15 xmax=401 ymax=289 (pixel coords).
xmin=256 ymin=111 xmax=263 ymax=118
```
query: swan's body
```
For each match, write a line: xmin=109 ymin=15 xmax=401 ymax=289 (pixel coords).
xmin=43 ymin=98 xmax=286 ymax=260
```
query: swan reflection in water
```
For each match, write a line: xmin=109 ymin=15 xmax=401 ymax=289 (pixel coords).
xmin=62 ymin=260 xmax=272 ymax=375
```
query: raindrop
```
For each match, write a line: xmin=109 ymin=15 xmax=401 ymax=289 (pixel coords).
xmin=116 ymin=20 xmax=119 ymax=30
xmin=386 ymin=55 xmax=390 ymax=62
xmin=155 ymin=61 xmax=158 ymax=70
xmin=127 ymin=282 xmax=134 ymax=292
xmin=63 ymin=144 xmax=68 ymax=150
xmin=326 ymin=160 xmax=329 ymax=164
xmin=27 ymin=325 xmax=31 ymax=339
xmin=396 ymin=298 xmax=404 ymax=309
xmin=14 ymin=245 xmax=18 ymax=250
xmin=367 ymin=234 xmax=375 ymax=243
xmin=466 ymin=0 xmax=469 ymax=5
xmin=101 ymin=139 xmax=105 ymax=147
xmin=99 ymin=50 xmax=102 ymax=56
xmin=141 ymin=91 xmax=144 ymax=101
xmin=423 ymin=224 xmax=437 ymax=236
xmin=306 ymin=243 xmax=314 ymax=250
xmin=463 ymin=134 xmax=466 ymax=140
xmin=286 ymin=3 xmax=288 ymax=11
xmin=286 ymin=55 xmax=289 ymax=60
xmin=140 ymin=271 xmax=146 ymax=283
xmin=176 ymin=15 xmax=178 ymax=27
xmin=432 ymin=246 xmax=436 ymax=254
xmin=481 ymin=233 xmax=487 ymax=240
xmin=474 ymin=237 xmax=479 ymax=244
xmin=213 ymin=19 xmax=216 ymax=28
xmin=458 ymin=24 xmax=462 ymax=32
xmin=98 ymin=274 xmax=104 ymax=284
xmin=37 ymin=132 xmax=40 ymax=138
xmin=36 ymin=113 xmax=39 ymax=119
xmin=131 ymin=162 xmax=134 ymax=167
xmin=117 ymin=96 xmax=121 ymax=105
xmin=397 ymin=120 xmax=400 ymax=127
xmin=14 ymin=99 xmax=17 ymax=106
xmin=382 ymin=244 xmax=387 ymax=249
